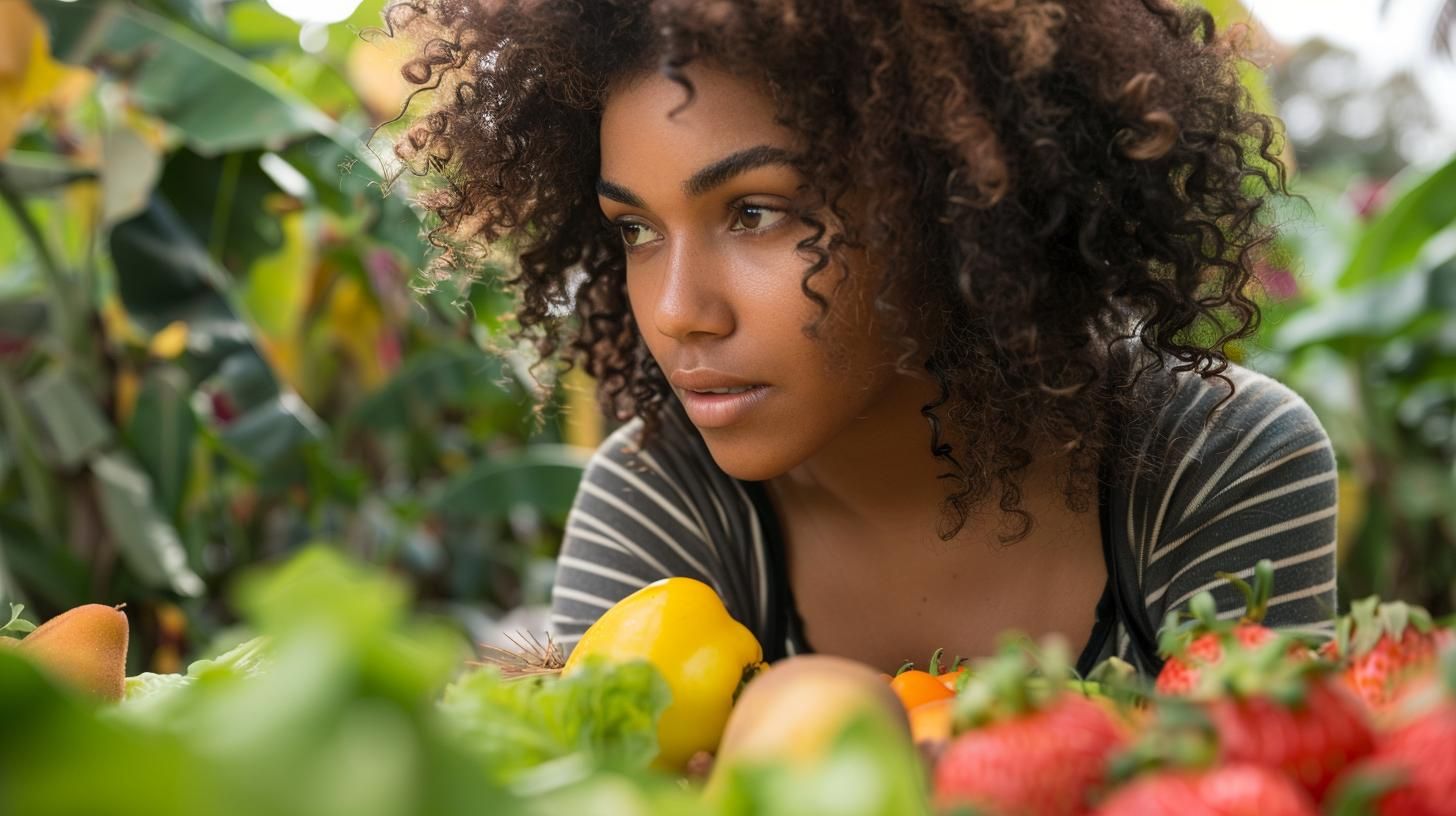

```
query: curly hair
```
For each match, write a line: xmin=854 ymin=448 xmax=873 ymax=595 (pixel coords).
xmin=380 ymin=0 xmax=1286 ymax=543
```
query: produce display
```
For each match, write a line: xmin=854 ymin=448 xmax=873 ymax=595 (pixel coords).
xmin=2 ymin=549 xmax=1453 ymax=816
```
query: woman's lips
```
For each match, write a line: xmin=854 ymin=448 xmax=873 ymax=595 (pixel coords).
xmin=676 ymin=385 xmax=772 ymax=429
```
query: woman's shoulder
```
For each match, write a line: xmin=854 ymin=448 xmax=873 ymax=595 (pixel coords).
xmin=1121 ymin=359 xmax=1330 ymax=467
xmin=1114 ymin=359 xmax=1339 ymax=631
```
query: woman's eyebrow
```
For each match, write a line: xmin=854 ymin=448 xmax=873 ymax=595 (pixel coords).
xmin=596 ymin=144 xmax=796 ymax=207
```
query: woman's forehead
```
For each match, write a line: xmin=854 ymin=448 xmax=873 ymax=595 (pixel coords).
xmin=600 ymin=65 xmax=799 ymax=161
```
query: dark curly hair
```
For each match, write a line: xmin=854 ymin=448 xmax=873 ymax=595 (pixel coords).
xmin=380 ymin=0 xmax=1286 ymax=543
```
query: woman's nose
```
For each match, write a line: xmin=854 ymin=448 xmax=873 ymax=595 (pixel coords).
xmin=650 ymin=238 xmax=734 ymax=342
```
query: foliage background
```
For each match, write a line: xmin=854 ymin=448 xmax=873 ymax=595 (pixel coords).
xmin=0 ymin=0 xmax=1452 ymax=673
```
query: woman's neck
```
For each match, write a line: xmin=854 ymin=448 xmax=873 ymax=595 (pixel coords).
xmin=764 ymin=368 xmax=1087 ymax=549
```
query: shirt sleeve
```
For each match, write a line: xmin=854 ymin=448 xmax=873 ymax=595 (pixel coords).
xmin=547 ymin=417 xmax=732 ymax=655
xmin=1136 ymin=367 xmax=1340 ymax=639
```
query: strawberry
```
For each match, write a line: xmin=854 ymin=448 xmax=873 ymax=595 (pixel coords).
xmin=1327 ymin=648 xmax=1456 ymax=816
xmin=1093 ymin=763 xmax=1318 ymax=815
xmin=933 ymin=636 xmax=1130 ymax=815
xmin=1319 ymin=597 xmax=1455 ymax=716
xmin=1196 ymin=637 xmax=1375 ymax=803
xmin=1155 ymin=560 xmax=1312 ymax=697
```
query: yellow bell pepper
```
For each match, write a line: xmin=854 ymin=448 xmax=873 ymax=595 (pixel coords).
xmin=562 ymin=577 xmax=764 ymax=771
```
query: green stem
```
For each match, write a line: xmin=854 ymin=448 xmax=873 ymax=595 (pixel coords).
xmin=0 ymin=170 xmax=81 ymax=354
xmin=209 ymin=152 xmax=242 ymax=265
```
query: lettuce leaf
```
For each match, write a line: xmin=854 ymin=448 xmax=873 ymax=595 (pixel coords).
xmin=118 ymin=635 xmax=275 ymax=724
xmin=438 ymin=657 xmax=670 ymax=786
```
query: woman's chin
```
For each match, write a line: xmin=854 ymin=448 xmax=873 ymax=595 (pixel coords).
xmin=699 ymin=437 xmax=798 ymax=483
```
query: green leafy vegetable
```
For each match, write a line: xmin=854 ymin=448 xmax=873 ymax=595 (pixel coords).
xmin=440 ymin=657 xmax=671 ymax=785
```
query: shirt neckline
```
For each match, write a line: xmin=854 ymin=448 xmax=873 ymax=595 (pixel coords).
xmin=741 ymin=466 xmax=1118 ymax=673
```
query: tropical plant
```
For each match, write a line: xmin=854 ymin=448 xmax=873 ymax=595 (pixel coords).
xmin=0 ymin=0 xmax=586 ymax=675
xmin=1248 ymin=153 xmax=1456 ymax=616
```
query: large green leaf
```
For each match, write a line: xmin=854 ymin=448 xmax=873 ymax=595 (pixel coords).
xmin=110 ymin=196 xmax=230 ymax=327
xmin=1339 ymin=153 xmax=1456 ymax=288
xmin=23 ymin=367 xmax=113 ymax=470
xmin=1273 ymin=252 xmax=1456 ymax=352
xmin=344 ymin=345 xmax=522 ymax=434
xmin=90 ymin=451 xmax=205 ymax=597
xmin=155 ymin=148 xmax=285 ymax=276
xmin=218 ymin=393 xmax=326 ymax=475
xmin=110 ymin=198 xmax=261 ymax=381
xmin=433 ymin=446 xmax=587 ymax=521
xmin=0 ymin=515 xmax=88 ymax=609
xmin=40 ymin=2 xmax=335 ymax=155
xmin=126 ymin=366 xmax=197 ymax=521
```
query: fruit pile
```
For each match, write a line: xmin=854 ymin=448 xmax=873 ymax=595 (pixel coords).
xmin=553 ymin=560 xmax=1456 ymax=815
xmin=3 ymin=552 xmax=1455 ymax=816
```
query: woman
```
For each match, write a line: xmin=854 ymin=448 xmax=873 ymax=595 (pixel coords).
xmin=389 ymin=0 xmax=1338 ymax=676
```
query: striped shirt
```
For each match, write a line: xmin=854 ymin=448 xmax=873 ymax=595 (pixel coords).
xmin=548 ymin=361 xmax=1339 ymax=675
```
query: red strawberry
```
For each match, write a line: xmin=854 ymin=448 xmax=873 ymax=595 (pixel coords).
xmin=1156 ymin=624 xmax=1277 ymax=696
xmin=1156 ymin=560 xmax=1302 ymax=697
xmin=1328 ymin=648 xmax=1456 ymax=816
xmin=1093 ymin=763 xmax=1318 ymax=815
xmin=933 ymin=639 xmax=1130 ymax=815
xmin=1198 ymin=641 xmax=1375 ymax=802
xmin=1319 ymin=597 xmax=1454 ymax=716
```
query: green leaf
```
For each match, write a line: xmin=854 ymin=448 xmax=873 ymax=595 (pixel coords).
xmin=126 ymin=366 xmax=197 ymax=520
xmin=110 ymin=196 xmax=230 ymax=328
xmin=100 ymin=124 xmax=163 ymax=227
xmin=1272 ymin=252 xmax=1456 ymax=352
xmin=118 ymin=635 xmax=275 ymax=724
xmin=241 ymin=211 xmax=314 ymax=338
xmin=40 ymin=2 xmax=336 ymax=155
xmin=342 ymin=344 xmax=522 ymax=433
xmin=218 ymin=393 xmax=326 ymax=474
xmin=23 ymin=367 xmax=113 ymax=469
xmin=0 ymin=151 xmax=97 ymax=195
xmin=433 ymin=446 xmax=588 ymax=521
xmin=2 ymin=603 xmax=35 ymax=635
xmin=154 ymin=148 xmax=285 ymax=276
xmin=439 ymin=658 xmax=671 ymax=783
xmin=1340 ymin=152 xmax=1456 ymax=288
xmin=89 ymin=451 xmax=205 ymax=597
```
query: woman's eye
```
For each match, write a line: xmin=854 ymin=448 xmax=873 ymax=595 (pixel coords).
xmin=731 ymin=204 xmax=786 ymax=232
xmin=618 ymin=222 xmax=662 ymax=249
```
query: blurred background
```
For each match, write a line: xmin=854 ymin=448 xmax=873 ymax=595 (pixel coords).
xmin=0 ymin=0 xmax=1452 ymax=675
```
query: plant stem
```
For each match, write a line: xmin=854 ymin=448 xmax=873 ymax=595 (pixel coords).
xmin=0 ymin=170 xmax=81 ymax=354
xmin=209 ymin=152 xmax=242 ymax=265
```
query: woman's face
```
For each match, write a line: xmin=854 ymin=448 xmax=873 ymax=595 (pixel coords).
xmin=598 ymin=63 xmax=920 ymax=481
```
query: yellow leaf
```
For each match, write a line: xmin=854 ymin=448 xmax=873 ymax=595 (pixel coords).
xmin=99 ymin=295 xmax=144 ymax=347
xmin=148 ymin=321 xmax=190 ymax=360
xmin=563 ymin=366 xmax=604 ymax=451
xmin=0 ymin=0 xmax=39 ymax=80
xmin=346 ymin=34 xmax=417 ymax=123
xmin=1335 ymin=471 xmax=1366 ymax=567
xmin=114 ymin=367 xmax=140 ymax=427
xmin=256 ymin=335 xmax=301 ymax=393
xmin=0 ymin=5 xmax=67 ymax=156
xmin=326 ymin=276 xmax=387 ymax=389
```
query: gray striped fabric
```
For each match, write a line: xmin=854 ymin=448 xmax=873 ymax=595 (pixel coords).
xmin=548 ymin=361 xmax=1339 ymax=672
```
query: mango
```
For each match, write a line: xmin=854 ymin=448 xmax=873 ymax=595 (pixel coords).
xmin=707 ymin=654 xmax=910 ymax=794
xmin=16 ymin=603 xmax=129 ymax=702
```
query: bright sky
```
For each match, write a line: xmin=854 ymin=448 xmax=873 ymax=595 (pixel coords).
xmin=1248 ymin=0 xmax=1456 ymax=134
